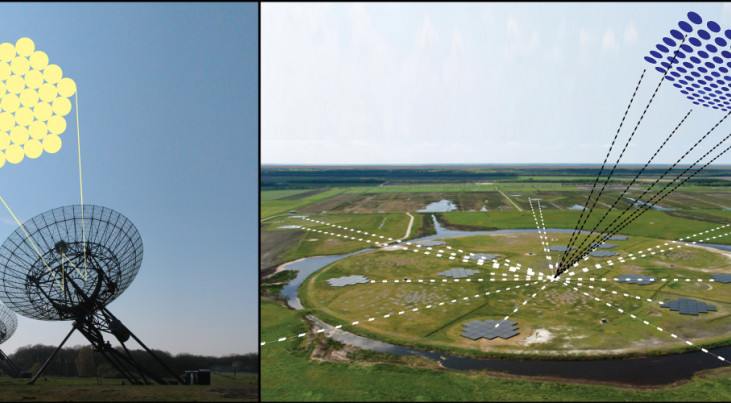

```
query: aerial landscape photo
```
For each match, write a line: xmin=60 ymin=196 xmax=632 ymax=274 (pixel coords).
xmin=261 ymin=3 xmax=731 ymax=401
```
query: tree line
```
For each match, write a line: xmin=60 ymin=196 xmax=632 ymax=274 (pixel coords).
xmin=261 ymin=166 xmax=731 ymax=190
xmin=2 ymin=344 xmax=258 ymax=378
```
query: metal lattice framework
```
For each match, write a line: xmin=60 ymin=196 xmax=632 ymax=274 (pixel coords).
xmin=0 ymin=303 xmax=17 ymax=344
xmin=0 ymin=205 xmax=143 ymax=320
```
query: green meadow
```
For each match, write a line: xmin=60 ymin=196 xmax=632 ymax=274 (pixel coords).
xmin=260 ymin=168 xmax=731 ymax=400
xmin=261 ymin=188 xmax=346 ymax=218
xmin=299 ymin=232 xmax=731 ymax=358
xmin=261 ymin=300 xmax=731 ymax=402
xmin=0 ymin=373 xmax=258 ymax=402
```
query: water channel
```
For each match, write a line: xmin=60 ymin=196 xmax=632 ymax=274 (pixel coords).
xmin=276 ymin=215 xmax=731 ymax=385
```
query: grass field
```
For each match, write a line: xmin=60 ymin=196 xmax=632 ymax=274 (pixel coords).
xmin=262 ymin=185 xmax=731 ymax=219
xmin=261 ymin=300 xmax=731 ymax=401
xmin=261 ymin=189 xmax=317 ymax=201
xmin=261 ymin=212 xmax=427 ymax=266
xmin=0 ymin=373 xmax=258 ymax=402
xmin=438 ymin=210 xmax=731 ymax=244
xmin=298 ymin=232 xmax=731 ymax=358
xmin=261 ymin=188 xmax=346 ymax=218
xmin=260 ymin=172 xmax=731 ymax=401
xmin=345 ymin=184 xmax=500 ymax=193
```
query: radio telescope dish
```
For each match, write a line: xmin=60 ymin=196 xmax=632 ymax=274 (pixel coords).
xmin=0 ymin=204 xmax=143 ymax=321
xmin=0 ymin=303 xmax=21 ymax=377
xmin=0 ymin=204 xmax=181 ymax=385
xmin=0 ymin=303 xmax=16 ymax=344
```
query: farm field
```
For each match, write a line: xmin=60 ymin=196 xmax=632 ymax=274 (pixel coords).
xmin=260 ymin=166 xmax=731 ymax=398
xmin=261 ymin=206 xmax=731 ymax=273
xmin=262 ymin=185 xmax=731 ymax=218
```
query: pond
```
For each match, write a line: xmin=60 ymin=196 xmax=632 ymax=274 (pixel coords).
xmin=626 ymin=197 xmax=675 ymax=211
xmin=418 ymin=199 xmax=458 ymax=212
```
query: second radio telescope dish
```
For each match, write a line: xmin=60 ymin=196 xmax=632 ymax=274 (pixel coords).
xmin=0 ymin=303 xmax=17 ymax=344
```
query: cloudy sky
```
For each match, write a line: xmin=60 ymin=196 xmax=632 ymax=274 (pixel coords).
xmin=263 ymin=3 xmax=731 ymax=165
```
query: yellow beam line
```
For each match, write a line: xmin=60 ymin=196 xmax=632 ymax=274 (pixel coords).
xmin=75 ymin=92 xmax=86 ymax=280
xmin=0 ymin=195 xmax=63 ymax=290
xmin=61 ymin=252 xmax=87 ymax=280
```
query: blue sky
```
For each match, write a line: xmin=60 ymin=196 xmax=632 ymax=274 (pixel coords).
xmin=0 ymin=3 xmax=257 ymax=356
xmin=262 ymin=3 xmax=731 ymax=165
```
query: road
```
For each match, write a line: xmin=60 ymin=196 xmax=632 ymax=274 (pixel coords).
xmin=497 ymin=188 xmax=523 ymax=212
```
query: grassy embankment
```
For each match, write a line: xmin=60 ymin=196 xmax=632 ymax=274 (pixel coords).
xmin=261 ymin=299 xmax=731 ymax=401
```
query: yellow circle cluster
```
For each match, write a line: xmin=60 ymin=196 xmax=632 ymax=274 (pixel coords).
xmin=0 ymin=37 xmax=75 ymax=168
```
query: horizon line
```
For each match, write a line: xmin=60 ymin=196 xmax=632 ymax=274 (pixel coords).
xmin=261 ymin=163 xmax=731 ymax=167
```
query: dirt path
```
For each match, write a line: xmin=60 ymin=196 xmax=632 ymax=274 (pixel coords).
xmin=260 ymin=214 xmax=288 ymax=222
xmin=681 ymin=193 xmax=729 ymax=209
xmin=497 ymin=188 xmax=523 ymax=211
xmin=685 ymin=242 xmax=731 ymax=262
xmin=402 ymin=212 xmax=414 ymax=240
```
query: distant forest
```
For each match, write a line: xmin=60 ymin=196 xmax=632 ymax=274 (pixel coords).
xmin=261 ymin=166 xmax=731 ymax=189
xmin=1 ymin=344 xmax=258 ymax=378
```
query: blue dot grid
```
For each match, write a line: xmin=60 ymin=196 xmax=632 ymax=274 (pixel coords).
xmin=644 ymin=11 xmax=731 ymax=111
